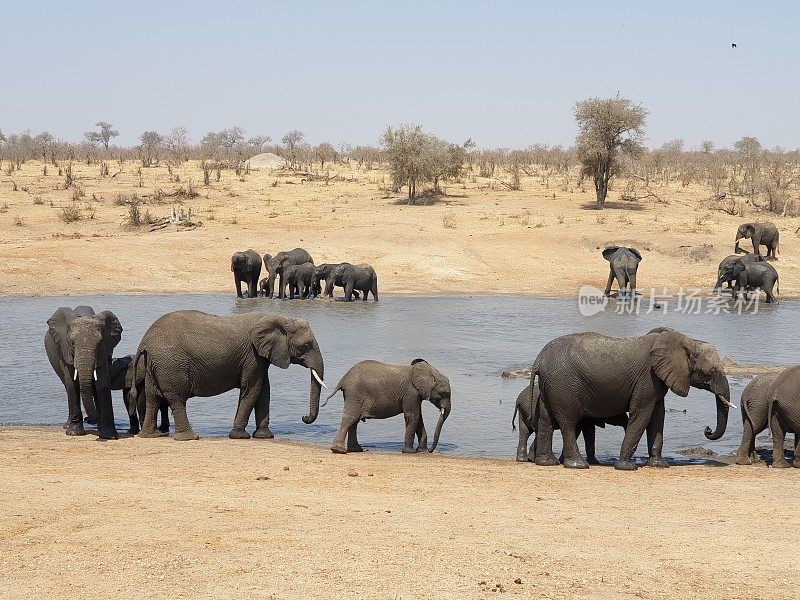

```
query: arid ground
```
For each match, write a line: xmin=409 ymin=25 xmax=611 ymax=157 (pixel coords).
xmin=0 ymin=160 xmax=797 ymax=298
xmin=0 ymin=427 xmax=797 ymax=600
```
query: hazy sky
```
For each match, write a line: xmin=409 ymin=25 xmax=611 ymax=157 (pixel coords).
xmin=1 ymin=0 xmax=798 ymax=149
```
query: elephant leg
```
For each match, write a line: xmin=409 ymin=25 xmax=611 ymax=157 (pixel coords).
xmin=603 ymin=268 xmax=615 ymax=296
xmin=94 ymin=379 xmax=118 ymax=441
xmin=793 ymin=433 xmax=800 ymax=468
xmin=561 ymin=422 xmax=589 ymax=469
xmin=63 ymin=370 xmax=87 ymax=436
xmin=771 ymin=409 xmax=790 ymax=468
xmin=752 ymin=236 xmax=762 ymax=256
xmin=347 ymin=422 xmax=364 ymax=452
xmin=615 ymin=399 xmax=654 ymax=471
xmin=402 ymin=411 xmax=420 ymax=453
xmin=252 ymin=377 xmax=273 ymax=439
xmin=230 ymin=375 xmax=262 ymax=439
xmin=516 ymin=417 xmax=532 ymax=462
xmin=345 ymin=281 xmax=354 ymax=302
xmin=235 ymin=277 xmax=243 ymax=299
xmin=645 ymin=399 xmax=668 ymax=467
xmin=415 ymin=417 xmax=428 ymax=452
xmin=628 ymin=271 xmax=637 ymax=300
xmin=736 ymin=412 xmax=756 ymax=465
xmin=533 ymin=403 xmax=559 ymax=466
xmin=362 ymin=287 xmax=368 ymax=302
xmin=124 ymin=388 xmax=140 ymax=435
xmin=332 ymin=404 xmax=360 ymax=454
xmin=170 ymin=398 xmax=198 ymax=441
xmin=582 ymin=423 xmax=598 ymax=465
xmin=158 ymin=401 xmax=170 ymax=433
xmin=138 ymin=375 xmax=166 ymax=438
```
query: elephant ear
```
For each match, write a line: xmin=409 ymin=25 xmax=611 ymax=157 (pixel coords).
xmin=98 ymin=311 xmax=123 ymax=352
xmin=250 ymin=315 xmax=291 ymax=369
xmin=47 ymin=307 xmax=75 ymax=365
xmin=628 ymin=247 xmax=642 ymax=260
xmin=411 ymin=360 xmax=436 ymax=402
xmin=649 ymin=331 xmax=691 ymax=397
xmin=602 ymin=247 xmax=620 ymax=261
xmin=745 ymin=224 xmax=755 ymax=237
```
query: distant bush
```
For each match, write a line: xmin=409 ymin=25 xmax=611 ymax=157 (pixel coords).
xmin=58 ymin=203 xmax=82 ymax=223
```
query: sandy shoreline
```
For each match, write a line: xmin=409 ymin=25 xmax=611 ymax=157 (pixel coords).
xmin=0 ymin=427 xmax=797 ymax=599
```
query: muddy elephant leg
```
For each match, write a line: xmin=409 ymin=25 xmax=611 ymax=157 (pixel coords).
xmin=516 ymin=417 xmax=533 ymax=462
xmin=347 ymin=422 xmax=364 ymax=452
xmin=402 ymin=411 xmax=420 ymax=453
xmin=616 ymin=399 xmax=654 ymax=471
xmin=252 ymin=377 xmax=274 ymax=439
xmin=415 ymin=417 xmax=428 ymax=452
xmin=533 ymin=402 xmax=559 ymax=466
xmin=63 ymin=368 xmax=87 ymax=436
xmin=170 ymin=398 xmax=198 ymax=441
xmin=332 ymin=405 xmax=360 ymax=454
xmin=770 ymin=408 xmax=790 ymax=467
xmin=561 ymin=422 xmax=589 ymax=469
xmin=582 ymin=423 xmax=598 ymax=465
xmin=124 ymin=388 xmax=140 ymax=435
xmin=645 ymin=399 xmax=668 ymax=467
xmin=138 ymin=375 xmax=166 ymax=438
xmin=235 ymin=277 xmax=243 ymax=299
xmin=736 ymin=411 xmax=756 ymax=465
xmin=230 ymin=376 xmax=263 ymax=439
xmin=345 ymin=281 xmax=354 ymax=302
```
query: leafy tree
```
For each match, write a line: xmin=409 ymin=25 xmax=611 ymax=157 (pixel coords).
xmin=574 ymin=97 xmax=647 ymax=209
xmin=84 ymin=121 xmax=119 ymax=149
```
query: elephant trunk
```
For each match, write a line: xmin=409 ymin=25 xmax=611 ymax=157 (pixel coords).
xmin=704 ymin=374 xmax=731 ymax=440
xmin=75 ymin=356 xmax=98 ymax=424
xmin=302 ymin=348 xmax=324 ymax=424
xmin=429 ymin=404 xmax=450 ymax=452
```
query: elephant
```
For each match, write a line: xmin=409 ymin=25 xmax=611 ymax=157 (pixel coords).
xmin=728 ymin=258 xmax=779 ymax=303
xmin=312 ymin=263 xmax=360 ymax=299
xmin=714 ymin=253 xmax=763 ymax=291
xmin=282 ymin=262 xmax=316 ymax=299
xmin=325 ymin=263 xmax=378 ymax=301
xmin=735 ymin=222 xmax=779 ymax=259
xmin=602 ymin=246 xmax=641 ymax=298
xmin=129 ymin=310 xmax=326 ymax=441
xmin=263 ymin=248 xmax=314 ymax=299
xmin=323 ymin=359 xmax=451 ymax=454
xmin=734 ymin=373 xmax=794 ymax=465
xmin=110 ymin=355 xmax=170 ymax=435
xmin=530 ymin=327 xmax=732 ymax=470
xmin=767 ymin=365 xmax=800 ymax=468
xmin=44 ymin=306 xmax=123 ymax=439
xmin=259 ymin=277 xmax=269 ymax=297
xmin=512 ymin=384 xmax=628 ymax=464
xmin=231 ymin=249 xmax=262 ymax=299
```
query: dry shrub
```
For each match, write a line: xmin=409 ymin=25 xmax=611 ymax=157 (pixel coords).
xmin=58 ymin=203 xmax=82 ymax=223
xmin=442 ymin=212 xmax=456 ymax=229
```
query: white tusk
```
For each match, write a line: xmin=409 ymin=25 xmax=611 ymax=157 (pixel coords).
xmin=73 ymin=369 xmax=78 ymax=381
xmin=440 ymin=408 xmax=444 ymax=416
xmin=93 ymin=369 xmax=98 ymax=381
xmin=720 ymin=397 xmax=736 ymax=409
xmin=311 ymin=369 xmax=328 ymax=390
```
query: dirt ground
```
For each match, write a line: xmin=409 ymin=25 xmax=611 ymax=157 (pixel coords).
xmin=0 ymin=427 xmax=796 ymax=599
xmin=0 ymin=160 xmax=797 ymax=298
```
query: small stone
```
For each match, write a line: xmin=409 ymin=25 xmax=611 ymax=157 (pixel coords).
xmin=283 ymin=466 xmax=290 ymax=471
xmin=479 ymin=581 xmax=486 ymax=586
xmin=255 ymin=476 xmax=270 ymax=481
xmin=347 ymin=469 xmax=358 ymax=477
xmin=514 ymin=578 xmax=522 ymax=585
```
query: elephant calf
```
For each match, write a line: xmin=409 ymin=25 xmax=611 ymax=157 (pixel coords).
xmin=602 ymin=246 xmax=641 ymax=298
xmin=715 ymin=253 xmax=763 ymax=292
xmin=513 ymin=384 xmax=628 ymax=464
xmin=727 ymin=259 xmax=779 ymax=303
xmin=767 ymin=365 xmax=800 ymax=468
xmin=324 ymin=359 xmax=450 ymax=454
xmin=312 ymin=263 xmax=359 ymax=299
xmin=283 ymin=262 xmax=315 ymax=299
xmin=735 ymin=373 xmax=792 ymax=465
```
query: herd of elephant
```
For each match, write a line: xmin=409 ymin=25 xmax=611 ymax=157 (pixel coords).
xmin=231 ymin=247 xmax=378 ymax=302
xmin=604 ymin=221 xmax=781 ymax=303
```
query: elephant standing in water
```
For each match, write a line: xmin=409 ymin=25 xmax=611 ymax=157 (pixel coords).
xmin=264 ymin=248 xmax=314 ymax=299
xmin=130 ymin=311 xmax=325 ymax=440
xmin=602 ymin=246 xmax=641 ymax=298
xmin=767 ymin=365 xmax=800 ymax=468
xmin=312 ymin=263 xmax=359 ymax=299
xmin=735 ymin=373 xmax=791 ymax=465
xmin=727 ymin=259 xmax=779 ymax=303
xmin=325 ymin=263 xmax=378 ymax=301
xmin=735 ymin=222 xmax=779 ymax=259
xmin=531 ymin=328 xmax=731 ymax=470
xmin=324 ymin=359 xmax=450 ymax=454
xmin=44 ymin=306 xmax=123 ymax=439
xmin=282 ymin=262 xmax=315 ymax=299
xmin=231 ymin=249 xmax=262 ymax=298
xmin=714 ymin=253 xmax=763 ymax=291
xmin=513 ymin=384 xmax=627 ymax=464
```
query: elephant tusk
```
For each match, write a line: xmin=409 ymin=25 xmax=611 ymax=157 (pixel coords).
xmin=73 ymin=369 xmax=78 ymax=381
xmin=720 ymin=396 xmax=737 ymax=409
xmin=440 ymin=407 xmax=444 ymax=416
xmin=93 ymin=369 xmax=98 ymax=381
xmin=311 ymin=369 xmax=328 ymax=390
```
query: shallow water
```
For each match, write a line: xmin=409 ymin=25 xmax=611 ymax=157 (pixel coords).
xmin=0 ymin=295 xmax=796 ymax=462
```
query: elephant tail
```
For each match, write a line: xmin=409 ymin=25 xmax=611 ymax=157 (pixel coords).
xmin=777 ymin=275 xmax=780 ymax=296
xmin=128 ymin=350 xmax=147 ymax=417
xmin=512 ymin=404 xmax=518 ymax=432
xmin=321 ymin=383 xmax=343 ymax=408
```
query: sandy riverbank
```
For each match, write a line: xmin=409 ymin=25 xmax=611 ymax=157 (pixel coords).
xmin=0 ymin=427 xmax=797 ymax=599
xmin=0 ymin=160 xmax=798 ymax=298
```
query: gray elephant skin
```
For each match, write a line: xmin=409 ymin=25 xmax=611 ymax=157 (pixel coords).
xmin=44 ymin=306 xmax=123 ymax=439
xmin=129 ymin=310 xmax=326 ymax=441
xmin=312 ymin=263 xmax=360 ymax=299
xmin=715 ymin=253 xmax=763 ymax=291
xmin=727 ymin=258 xmax=779 ymax=303
xmin=531 ymin=328 xmax=731 ymax=470
xmin=231 ymin=249 xmax=262 ymax=298
xmin=264 ymin=248 xmax=314 ymax=299
xmin=767 ymin=365 xmax=800 ymax=468
xmin=325 ymin=263 xmax=378 ymax=301
xmin=324 ymin=359 xmax=450 ymax=454
xmin=282 ymin=262 xmax=316 ymax=299
xmin=734 ymin=373 xmax=794 ymax=465
xmin=735 ymin=222 xmax=779 ymax=259
xmin=110 ymin=355 xmax=170 ymax=435
xmin=513 ymin=384 xmax=627 ymax=464
xmin=602 ymin=246 xmax=641 ymax=297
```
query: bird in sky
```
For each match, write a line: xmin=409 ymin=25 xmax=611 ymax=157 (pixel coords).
xmin=732 ymin=43 xmax=737 ymax=48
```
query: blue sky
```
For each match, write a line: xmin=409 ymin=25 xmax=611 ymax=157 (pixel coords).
xmin=1 ymin=0 xmax=798 ymax=149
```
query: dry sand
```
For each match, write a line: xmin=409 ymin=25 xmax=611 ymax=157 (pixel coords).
xmin=0 ymin=160 xmax=798 ymax=298
xmin=1 ymin=427 xmax=797 ymax=600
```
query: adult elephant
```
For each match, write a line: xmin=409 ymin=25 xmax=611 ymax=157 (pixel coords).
xmin=44 ymin=306 xmax=123 ymax=439
xmin=231 ymin=249 xmax=262 ymax=298
xmin=512 ymin=384 xmax=628 ymax=464
xmin=264 ymin=248 xmax=314 ymax=299
xmin=129 ymin=311 xmax=326 ymax=441
xmin=323 ymin=359 xmax=450 ymax=454
xmin=714 ymin=253 xmax=763 ymax=291
xmin=735 ymin=373 xmax=789 ymax=465
xmin=602 ymin=246 xmax=641 ymax=298
xmin=531 ymin=328 xmax=732 ymax=470
xmin=313 ymin=263 xmax=360 ymax=299
xmin=325 ymin=263 xmax=378 ymax=301
xmin=735 ymin=222 xmax=779 ymax=259
xmin=728 ymin=258 xmax=779 ymax=303
xmin=282 ymin=262 xmax=315 ymax=299
xmin=767 ymin=365 xmax=800 ymax=468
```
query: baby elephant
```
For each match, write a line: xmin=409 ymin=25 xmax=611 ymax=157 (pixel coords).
xmin=602 ymin=246 xmax=641 ymax=298
xmin=735 ymin=373 xmax=790 ymax=464
xmin=325 ymin=359 xmax=451 ymax=454
xmin=728 ymin=259 xmax=779 ymax=303
xmin=283 ymin=262 xmax=315 ymax=299
xmin=513 ymin=384 xmax=627 ymax=464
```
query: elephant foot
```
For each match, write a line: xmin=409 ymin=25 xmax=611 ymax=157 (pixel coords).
xmin=253 ymin=427 xmax=274 ymax=439
xmin=158 ymin=422 xmax=170 ymax=434
xmin=62 ymin=421 xmax=69 ymax=429
xmin=735 ymin=455 xmax=753 ymax=465
xmin=562 ymin=456 xmax=590 ymax=469
xmin=98 ymin=427 xmax=119 ymax=441
xmin=228 ymin=428 xmax=251 ymax=440
xmin=534 ymin=454 xmax=561 ymax=467
xmin=348 ymin=444 xmax=364 ymax=452
xmin=614 ymin=459 xmax=638 ymax=471
xmin=587 ymin=456 xmax=600 ymax=465
xmin=646 ymin=457 xmax=669 ymax=468
xmin=771 ymin=459 xmax=791 ymax=469
xmin=65 ymin=423 xmax=87 ymax=436
xmin=516 ymin=452 xmax=531 ymax=463
xmin=414 ymin=446 xmax=427 ymax=453
xmin=402 ymin=446 xmax=417 ymax=454
xmin=138 ymin=428 xmax=166 ymax=438
xmin=793 ymin=460 xmax=800 ymax=469
xmin=174 ymin=429 xmax=199 ymax=441
xmin=126 ymin=427 xmax=140 ymax=436
xmin=330 ymin=444 xmax=348 ymax=454
xmin=84 ymin=416 xmax=98 ymax=425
